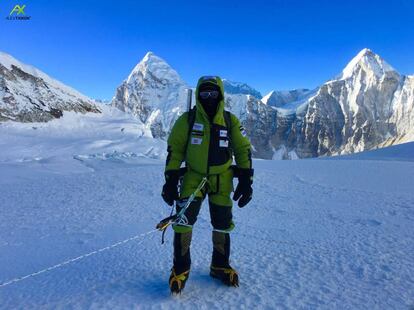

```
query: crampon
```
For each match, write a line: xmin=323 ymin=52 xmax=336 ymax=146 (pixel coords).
xmin=210 ymin=266 xmax=239 ymax=287
xmin=169 ymin=268 xmax=190 ymax=295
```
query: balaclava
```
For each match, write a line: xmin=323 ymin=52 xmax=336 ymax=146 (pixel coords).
xmin=198 ymin=82 xmax=223 ymax=120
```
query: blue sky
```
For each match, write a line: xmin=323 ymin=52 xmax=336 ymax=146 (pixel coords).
xmin=1 ymin=0 xmax=414 ymax=99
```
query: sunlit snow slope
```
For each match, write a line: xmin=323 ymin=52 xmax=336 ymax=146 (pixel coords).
xmin=0 ymin=115 xmax=413 ymax=309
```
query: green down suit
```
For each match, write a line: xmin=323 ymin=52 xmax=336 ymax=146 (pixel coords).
xmin=165 ymin=76 xmax=252 ymax=273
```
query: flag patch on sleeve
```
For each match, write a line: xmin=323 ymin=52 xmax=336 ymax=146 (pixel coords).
xmin=240 ymin=126 xmax=247 ymax=137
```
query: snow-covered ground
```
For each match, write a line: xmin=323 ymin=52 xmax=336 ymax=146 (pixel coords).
xmin=0 ymin=112 xmax=413 ymax=309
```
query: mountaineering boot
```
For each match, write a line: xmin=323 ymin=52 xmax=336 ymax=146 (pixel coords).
xmin=169 ymin=267 xmax=190 ymax=295
xmin=210 ymin=231 xmax=239 ymax=287
xmin=210 ymin=265 xmax=239 ymax=287
xmin=170 ymin=231 xmax=192 ymax=294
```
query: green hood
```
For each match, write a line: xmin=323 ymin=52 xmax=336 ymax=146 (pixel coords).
xmin=195 ymin=76 xmax=226 ymax=124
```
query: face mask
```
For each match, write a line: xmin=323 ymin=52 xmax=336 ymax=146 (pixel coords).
xmin=200 ymin=97 xmax=219 ymax=118
xmin=198 ymin=83 xmax=222 ymax=119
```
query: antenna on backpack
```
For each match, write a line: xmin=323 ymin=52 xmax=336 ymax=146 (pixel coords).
xmin=186 ymin=88 xmax=193 ymax=112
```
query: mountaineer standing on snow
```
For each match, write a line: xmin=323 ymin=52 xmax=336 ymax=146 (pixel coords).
xmin=161 ymin=76 xmax=253 ymax=294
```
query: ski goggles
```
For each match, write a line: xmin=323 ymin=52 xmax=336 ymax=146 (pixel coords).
xmin=199 ymin=90 xmax=220 ymax=99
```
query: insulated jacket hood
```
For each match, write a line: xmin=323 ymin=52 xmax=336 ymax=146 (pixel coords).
xmin=195 ymin=76 xmax=225 ymax=124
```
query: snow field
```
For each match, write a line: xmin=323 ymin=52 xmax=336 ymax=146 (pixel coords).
xmin=0 ymin=112 xmax=413 ymax=308
xmin=0 ymin=152 xmax=413 ymax=308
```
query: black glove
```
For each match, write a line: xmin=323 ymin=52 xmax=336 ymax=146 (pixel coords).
xmin=233 ymin=168 xmax=253 ymax=208
xmin=161 ymin=170 xmax=180 ymax=206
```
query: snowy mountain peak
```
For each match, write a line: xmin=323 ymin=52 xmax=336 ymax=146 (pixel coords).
xmin=127 ymin=52 xmax=184 ymax=85
xmin=111 ymin=48 xmax=413 ymax=158
xmin=222 ymin=79 xmax=262 ymax=98
xmin=261 ymin=90 xmax=276 ymax=104
xmin=340 ymin=48 xmax=396 ymax=80
xmin=112 ymin=52 xmax=188 ymax=137
xmin=143 ymin=51 xmax=155 ymax=60
xmin=140 ymin=51 xmax=165 ymax=67
xmin=261 ymin=89 xmax=311 ymax=108
xmin=356 ymin=47 xmax=373 ymax=58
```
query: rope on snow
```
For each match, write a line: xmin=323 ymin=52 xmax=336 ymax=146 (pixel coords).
xmin=0 ymin=229 xmax=158 ymax=288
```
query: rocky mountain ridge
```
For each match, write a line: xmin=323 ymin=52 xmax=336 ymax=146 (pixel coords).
xmin=0 ymin=52 xmax=100 ymax=122
xmin=111 ymin=48 xmax=414 ymax=158
xmin=1 ymin=49 xmax=412 ymax=159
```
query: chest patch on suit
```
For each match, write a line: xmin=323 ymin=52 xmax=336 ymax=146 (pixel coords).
xmin=219 ymin=129 xmax=227 ymax=137
xmin=219 ymin=140 xmax=229 ymax=147
xmin=191 ymin=137 xmax=202 ymax=145
xmin=193 ymin=123 xmax=204 ymax=131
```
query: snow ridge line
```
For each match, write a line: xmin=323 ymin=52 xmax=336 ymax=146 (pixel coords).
xmin=0 ymin=229 xmax=158 ymax=289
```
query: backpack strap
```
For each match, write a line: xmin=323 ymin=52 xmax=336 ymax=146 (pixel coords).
xmin=224 ymin=110 xmax=232 ymax=151
xmin=185 ymin=107 xmax=197 ymax=162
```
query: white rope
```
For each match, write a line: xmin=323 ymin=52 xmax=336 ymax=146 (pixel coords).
xmin=176 ymin=214 xmax=189 ymax=226
xmin=0 ymin=178 xmax=206 ymax=289
xmin=0 ymin=229 xmax=158 ymax=288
